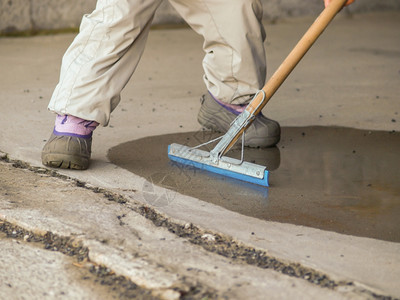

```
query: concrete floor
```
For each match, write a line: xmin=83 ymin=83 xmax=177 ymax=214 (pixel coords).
xmin=0 ymin=11 xmax=399 ymax=299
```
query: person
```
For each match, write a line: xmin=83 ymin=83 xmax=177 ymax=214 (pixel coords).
xmin=41 ymin=0 xmax=354 ymax=170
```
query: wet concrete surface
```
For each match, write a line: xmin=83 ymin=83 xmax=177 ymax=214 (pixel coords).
xmin=108 ymin=126 xmax=400 ymax=243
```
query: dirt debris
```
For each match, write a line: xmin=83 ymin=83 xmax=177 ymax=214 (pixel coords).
xmin=0 ymin=220 xmax=216 ymax=300
xmin=0 ymin=221 xmax=159 ymax=299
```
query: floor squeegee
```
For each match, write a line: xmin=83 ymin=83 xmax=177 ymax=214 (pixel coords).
xmin=168 ymin=0 xmax=350 ymax=187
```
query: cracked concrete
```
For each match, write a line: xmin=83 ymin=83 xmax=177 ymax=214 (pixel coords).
xmin=0 ymin=159 xmax=394 ymax=299
xmin=0 ymin=231 xmax=145 ymax=300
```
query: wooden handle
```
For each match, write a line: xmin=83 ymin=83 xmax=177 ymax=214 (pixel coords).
xmin=223 ymin=0 xmax=348 ymax=154
xmin=248 ymin=0 xmax=348 ymax=115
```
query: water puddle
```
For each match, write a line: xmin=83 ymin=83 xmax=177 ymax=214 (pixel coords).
xmin=108 ymin=127 xmax=400 ymax=242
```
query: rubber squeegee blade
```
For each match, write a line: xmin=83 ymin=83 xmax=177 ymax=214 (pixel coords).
xmin=168 ymin=143 xmax=269 ymax=187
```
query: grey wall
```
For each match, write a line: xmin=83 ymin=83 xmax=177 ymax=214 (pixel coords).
xmin=1 ymin=0 xmax=400 ymax=34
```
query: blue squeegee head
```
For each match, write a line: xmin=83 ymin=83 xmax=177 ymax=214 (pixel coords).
xmin=168 ymin=144 xmax=269 ymax=187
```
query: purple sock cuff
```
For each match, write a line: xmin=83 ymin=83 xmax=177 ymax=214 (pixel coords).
xmin=53 ymin=128 xmax=93 ymax=139
xmin=54 ymin=114 xmax=98 ymax=138
xmin=209 ymin=92 xmax=247 ymax=115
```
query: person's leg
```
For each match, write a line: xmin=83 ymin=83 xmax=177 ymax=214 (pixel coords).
xmin=169 ymin=0 xmax=280 ymax=147
xmin=169 ymin=0 xmax=266 ymax=104
xmin=48 ymin=0 xmax=163 ymax=125
xmin=42 ymin=0 xmax=163 ymax=169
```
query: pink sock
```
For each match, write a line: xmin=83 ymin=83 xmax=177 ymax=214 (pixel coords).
xmin=210 ymin=93 xmax=247 ymax=115
xmin=53 ymin=115 xmax=99 ymax=138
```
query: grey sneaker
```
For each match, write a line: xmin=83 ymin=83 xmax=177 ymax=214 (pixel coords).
xmin=197 ymin=93 xmax=281 ymax=147
xmin=41 ymin=132 xmax=92 ymax=170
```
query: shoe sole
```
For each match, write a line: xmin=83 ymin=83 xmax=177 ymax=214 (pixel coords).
xmin=42 ymin=153 xmax=89 ymax=170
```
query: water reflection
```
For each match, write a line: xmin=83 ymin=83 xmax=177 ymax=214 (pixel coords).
xmin=108 ymin=127 xmax=400 ymax=242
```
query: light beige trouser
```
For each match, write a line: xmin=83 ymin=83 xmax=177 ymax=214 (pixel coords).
xmin=48 ymin=0 xmax=267 ymax=126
